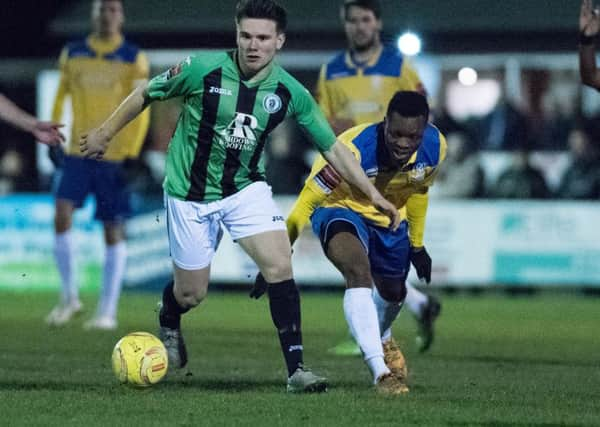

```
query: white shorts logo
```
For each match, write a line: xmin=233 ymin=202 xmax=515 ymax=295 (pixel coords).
xmin=263 ymin=93 xmax=282 ymax=114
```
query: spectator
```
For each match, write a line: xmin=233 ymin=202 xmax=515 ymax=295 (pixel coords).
xmin=476 ymin=99 xmax=530 ymax=151
xmin=432 ymin=130 xmax=485 ymax=198
xmin=555 ymin=125 xmax=600 ymax=199
xmin=489 ymin=148 xmax=551 ymax=199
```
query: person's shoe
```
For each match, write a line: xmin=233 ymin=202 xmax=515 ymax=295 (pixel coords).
xmin=416 ymin=295 xmax=441 ymax=353
xmin=157 ymin=302 xmax=188 ymax=370
xmin=83 ymin=315 xmax=117 ymax=330
xmin=326 ymin=338 xmax=362 ymax=357
xmin=286 ymin=367 xmax=328 ymax=393
xmin=382 ymin=338 xmax=408 ymax=381
xmin=375 ymin=372 xmax=409 ymax=395
xmin=45 ymin=300 xmax=83 ymax=326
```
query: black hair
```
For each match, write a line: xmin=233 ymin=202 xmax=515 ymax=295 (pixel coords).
xmin=235 ymin=0 xmax=287 ymax=32
xmin=341 ymin=0 xmax=381 ymax=20
xmin=387 ymin=91 xmax=429 ymax=119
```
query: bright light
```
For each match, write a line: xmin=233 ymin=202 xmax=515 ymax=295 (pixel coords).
xmin=458 ymin=67 xmax=478 ymax=86
xmin=397 ymin=32 xmax=421 ymax=56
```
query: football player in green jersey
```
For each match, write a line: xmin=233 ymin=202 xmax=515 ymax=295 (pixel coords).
xmin=80 ymin=0 xmax=399 ymax=393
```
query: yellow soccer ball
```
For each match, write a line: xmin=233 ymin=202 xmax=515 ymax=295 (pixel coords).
xmin=112 ymin=332 xmax=168 ymax=387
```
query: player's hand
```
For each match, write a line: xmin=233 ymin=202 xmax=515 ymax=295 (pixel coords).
xmin=249 ymin=272 xmax=268 ymax=299
xmin=410 ymin=246 xmax=432 ymax=284
xmin=580 ymin=0 xmax=600 ymax=36
xmin=33 ymin=121 xmax=65 ymax=146
xmin=80 ymin=127 xmax=110 ymax=160
xmin=372 ymin=194 xmax=400 ymax=231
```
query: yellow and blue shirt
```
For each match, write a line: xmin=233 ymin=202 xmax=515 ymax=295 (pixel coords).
xmin=287 ymin=122 xmax=446 ymax=247
xmin=316 ymin=44 xmax=424 ymax=126
xmin=52 ymin=34 xmax=150 ymax=161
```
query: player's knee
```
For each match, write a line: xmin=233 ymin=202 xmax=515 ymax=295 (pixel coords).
xmin=174 ymin=284 xmax=206 ymax=309
xmin=377 ymin=282 xmax=407 ymax=304
xmin=260 ymin=261 xmax=293 ymax=283
xmin=178 ymin=290 xmax=205 ymax=308
xmin=341 ymin=263 xmax=372 ymax=287
xmin=54 ymin=216 xmax=72 ymax=233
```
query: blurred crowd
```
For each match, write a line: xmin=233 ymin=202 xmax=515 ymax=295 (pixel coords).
xmin=1 ymin=87 xmax=600 ymax=202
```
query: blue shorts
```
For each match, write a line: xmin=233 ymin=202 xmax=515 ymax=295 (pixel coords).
xmin=311 ymin=207 xmax=411 ymax=281
xmin=54 ymin=155 xmax=131 ymax=222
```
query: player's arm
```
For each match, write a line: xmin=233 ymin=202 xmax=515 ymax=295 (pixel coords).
xmin=295 ymin=91 xmax=400 ymax=229
xmin=406 ymin=191 xmax=432 ymax=283
xmin=125 ymin=52 xmax=151 ymax=158
xmin=579 ymin=0 xmax=600 ymax=88
xmin=398 ymin=57 xmax=427 ymax=96
xmin=287 ymin=156 xmax=339 ymax=244
xmin=0 ymin=94 xmax=64 ymax=146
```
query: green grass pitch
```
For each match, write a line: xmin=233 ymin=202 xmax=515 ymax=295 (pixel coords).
xmin=1 ymin=290 xmax=598 ymax=426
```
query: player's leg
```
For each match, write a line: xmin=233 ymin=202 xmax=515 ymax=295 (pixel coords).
xmin=403 ymin=274 xmax=441 ymax=353
xmin=84 ymin=222 xmax=126 ymax=330
xmin=158 ymin=194 xmax=222 ymax=369
xmin=227 ymin=182 xmax=326 ymax=393
xmin=84 ymin=160 xmax=131 ymax=330
xmin=46 ymin=156 xmax=90 ymax=325
xmin=159 ymin=263 xmax=210 ymax=369
xmin=311 ymin=207 xmax=405 ymax=394
xmin=369 ymin=221 xmax=412 ymax=387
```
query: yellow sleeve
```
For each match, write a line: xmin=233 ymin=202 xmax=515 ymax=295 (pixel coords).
xmin=398 ymin=58 xmax=426 ymax=95
xmin=286 ymin=183 xmax=328 ymax=245
xmin=51 ymin=48 xmax=69 ymax=123
xmin=315 ymin=64 xmax=332 ymax=120
xmin=406 ymin=192 xmax=428 ymax=248
xmin=125 ymin=52 xmax=151 ymax=158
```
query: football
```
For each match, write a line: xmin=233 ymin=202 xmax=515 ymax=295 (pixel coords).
xmin=111 ymin=332 xmax=168 ymax=387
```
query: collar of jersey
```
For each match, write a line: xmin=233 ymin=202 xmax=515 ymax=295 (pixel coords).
xmin=87 ymin=33 xmax=124 ymax=55
xmin=231 ymin=50 xmax=277 ymax=87
xmin=345 ymin=44 xmax=383 ymax=70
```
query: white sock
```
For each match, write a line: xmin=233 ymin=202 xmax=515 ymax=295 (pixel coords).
xmin=98 ymin=242 xmax=127 ymax=320
xmin=54 ymin=231 xmax=78 ymax=305
xmin=343 ymin=287 xmax=389 ymax=383
xmin=405 ymin=279 xmax=428 ymax=319
xmin=372 ymin=286 xmax=403 ymax=343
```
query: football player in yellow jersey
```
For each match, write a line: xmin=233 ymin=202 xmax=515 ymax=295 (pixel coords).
xmin=0 ymin=94 xmax=64 ymax=146
xmin=284 ymin=91 xmax=446 ymax=393
xmin=315 ymin=0 xmax=439 ymax=355
xmin=45 ymin=0 xmax=150 ymax=329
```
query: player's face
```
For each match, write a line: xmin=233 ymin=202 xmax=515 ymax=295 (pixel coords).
xmin=236 ymin=18 xmax=285 ymax=77
xmin=92 ymin=0 xmax=124 ymax=37
xmin=343 ymin=6 xmax=382 ymax=52
xmin=383 ymin=111 xmax=427 ymax=166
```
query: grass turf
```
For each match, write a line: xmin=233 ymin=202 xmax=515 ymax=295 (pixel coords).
xmin=0 ymin=290 xmax=598 ymax=426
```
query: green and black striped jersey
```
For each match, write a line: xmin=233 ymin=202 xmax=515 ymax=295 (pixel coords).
xmin=146 ymin=51 xmax=337 ymax=202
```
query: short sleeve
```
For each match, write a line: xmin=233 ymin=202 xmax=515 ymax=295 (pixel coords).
xmin=145 ymin=56 xmax=200 ymax=101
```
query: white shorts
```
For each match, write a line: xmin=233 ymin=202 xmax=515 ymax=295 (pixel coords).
xmin=165 ymin=182 xmax=287 ymax=270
